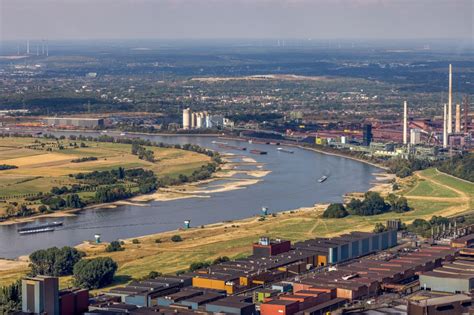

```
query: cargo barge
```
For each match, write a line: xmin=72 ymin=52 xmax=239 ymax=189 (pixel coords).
xmin=18 ymin=221 xmax=63 ymax=234
xmin=250 ymin=149 xmax=268 ymax=155
xmin=217 ymin=144 xmax=247 ymax=151
xmin=277 ymin=147 xmax=294 ymax=154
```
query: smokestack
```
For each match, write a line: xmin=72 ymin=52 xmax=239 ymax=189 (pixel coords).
xmin=46 ymin=41 xmax=49 ymax=57
xmin=42 ymin=40 xmax=45 ymax=55
xmin=26 ymin=40 xmax=30 ymax=54
xmin=448 ymin=64 xmax=453 ymax=134
xmin=465 ymin=95 xmax=470 ymax=133
xmin=443 ymin=103 xmax=448 ymax=148
xmin=455 ymin=104 xmax=461 ymax=133
xmin=403 ymin=101 xmax=408 ymax=145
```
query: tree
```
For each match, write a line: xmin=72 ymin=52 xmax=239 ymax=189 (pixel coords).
xmin=171 ymin=235 xmax=183 ymax=242
xmin=65 ymin=194 xmax=84 ymax=208
xmin=373 ymin=223 xmax=387 ymax=233
xmin=38 ymin=205 xmax=48 ymax=213
xmin=73 ymin=257 xmax=117 ymax=289
xmin=0 ymin=280 xmax=21 ymax=314
xmin=29 ymin=246 xmax=85 ymax=276
xmin=392 ymin=197 xmax=410 ymax=213
xmin=105 ymin=241 xmax=124 ymax=252
xmin=322 ymin=203 xmax=348 ymax=218
xmin=212 ymin=256 xmax=230 ymax=265
xmin=346 ymin=198 xmax=363 ymax=214
xmin=189 ymin=261 xmax=211 ymax=272
xmin=147 ymin=271 xmax=162 ymax=279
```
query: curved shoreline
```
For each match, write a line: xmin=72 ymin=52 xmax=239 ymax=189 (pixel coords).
xmin=218 ymin=135 xmax=389 ymax=171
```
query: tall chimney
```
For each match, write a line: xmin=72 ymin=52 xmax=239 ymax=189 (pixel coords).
xmin=448 ymin=64 xmax=453 ymax=134
xmin=403 ymin=101 xmax=408 ymax=145
xmin=443 ymin=103 xmax=448 ymax=148
xmin=465 ymin=95 xmax=470 ymax=133
xmin=455 ymin=104 xmax=461 ymax=133
xmin=26 ymin=40 xmax=30 ymax=55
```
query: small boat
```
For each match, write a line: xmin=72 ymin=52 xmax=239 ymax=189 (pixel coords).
xmin=277 ymin=147 xmax=294 ymax=154
xmin=318 ymin=176 xmax=328 ymax=183
xmin=212 ymin=141 xmax=228 ymax=145
xmin=250 ymin=149 xmax=268 ymax=155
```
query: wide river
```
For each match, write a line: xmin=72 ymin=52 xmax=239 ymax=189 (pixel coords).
xmin=0 ymin=132 xmax=381 ymax=258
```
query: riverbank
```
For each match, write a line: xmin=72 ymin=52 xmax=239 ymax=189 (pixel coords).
xmin=218 ymin=135 xmax=389 ymax=171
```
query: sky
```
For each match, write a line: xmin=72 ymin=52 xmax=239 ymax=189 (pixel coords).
xmin=0 ymin=0 xmax=472 ymax=40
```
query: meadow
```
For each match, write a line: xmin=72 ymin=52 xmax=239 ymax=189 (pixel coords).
xmin=0 ymin=136 xmax=211 ymax=216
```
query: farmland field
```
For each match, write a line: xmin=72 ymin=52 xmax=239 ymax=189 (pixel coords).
xmin=0 ymin=136 xmax=211 ymax=216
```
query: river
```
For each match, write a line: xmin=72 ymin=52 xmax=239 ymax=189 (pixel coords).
xmin=0 ymin=132 xmax=382 ymax=258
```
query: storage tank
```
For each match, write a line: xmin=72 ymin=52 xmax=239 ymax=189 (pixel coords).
xmin=182 ymin=108 xmax=191 ymax=130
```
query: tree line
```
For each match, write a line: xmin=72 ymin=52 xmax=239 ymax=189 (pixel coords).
xmin=323 ymin=192 xmax=410 ymax=219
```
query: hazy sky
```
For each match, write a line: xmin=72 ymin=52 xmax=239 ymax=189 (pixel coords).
xmin=0 ymin=0 xmax=472 ymax=40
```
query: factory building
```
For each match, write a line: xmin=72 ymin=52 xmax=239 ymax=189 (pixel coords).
xmin=419 ymin=259 xmax=474 ymax=293
xmin=290 ymin=245 xmax=457 ymax=301
xmin=191 ymin=230 xmax=397 ymax=294
xmin=362 ymin=124 xmax=373 ymax=146
xmin=182 ymin=108 xmax=232 ymax=130
xmin=22 ymin=276 xmax=60 ymax=315
xmin=407 ymin=294 xmax=472 ymax=315
xmin=105 ymin=276 xmax=192 ymax=307
xmin=44 ymin=117 xmax=104 ymax=128
xmin=410 ymin=128 xmax=422 ymax=145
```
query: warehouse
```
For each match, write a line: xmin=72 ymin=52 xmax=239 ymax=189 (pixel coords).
xmin=451 ymin=234 xmax=474 ymax=248
xmin=44 ymin=117 xmax=104 ymax=128
xmin=105 ymin=276 xmax=192 ymax=306
xmin=407 ymin=294 xmax=473 ymax=315
xmin=419 ymin=259 xmax=474 ymax=293
xmin=290 ymin=245 xmax=457 ymax=301
xmin=293 ymin=230 xmax=397 ymax=265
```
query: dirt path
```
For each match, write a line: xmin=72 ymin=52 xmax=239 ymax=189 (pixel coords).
xmin=405 ymin=170 xmax=471 ymax=216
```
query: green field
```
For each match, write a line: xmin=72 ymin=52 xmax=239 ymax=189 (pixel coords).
xmin=402 ymin=168 xmax=473 ymax=216
xmin=0 ymin=137 xmax=211 ymax=216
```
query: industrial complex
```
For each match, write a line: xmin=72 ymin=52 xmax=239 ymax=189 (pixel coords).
xmin=16 ymin=227 xmax=474 ymax=315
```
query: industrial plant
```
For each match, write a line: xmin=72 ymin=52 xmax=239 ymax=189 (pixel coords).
xmin=182 ymin=108 xmax=234 ymax=130
xmin=19 ymin=227 xmax=474 ymax=315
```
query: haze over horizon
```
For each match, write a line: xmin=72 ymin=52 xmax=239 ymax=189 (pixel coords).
xmin=0 ymin=0 xmax=472 ymax=41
